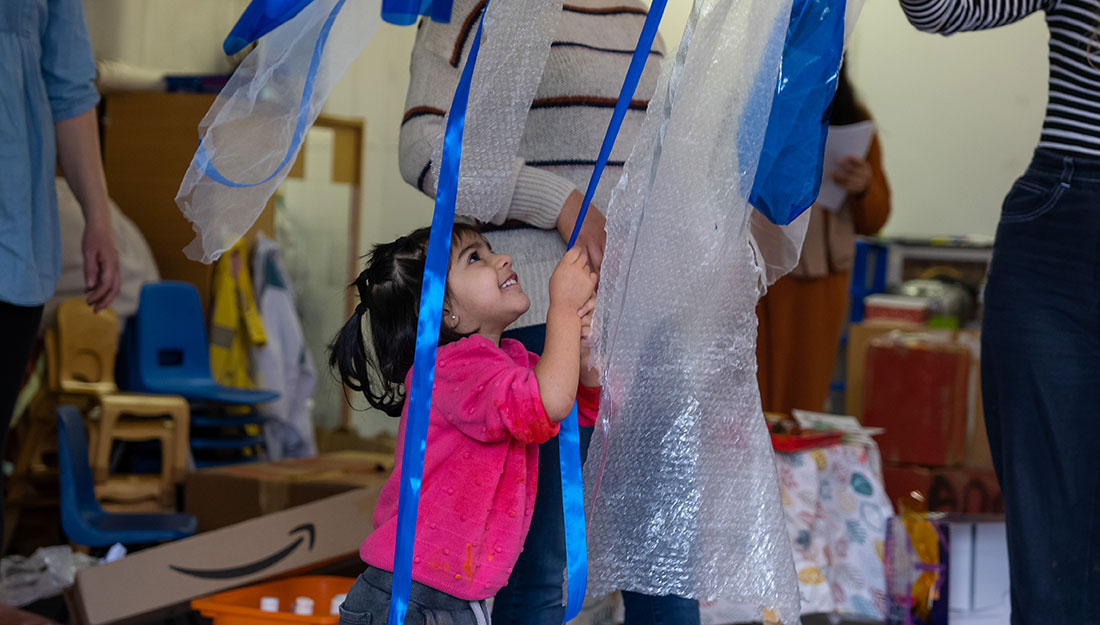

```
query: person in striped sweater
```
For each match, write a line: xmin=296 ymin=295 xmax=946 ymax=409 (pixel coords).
xmin=398 ymin=1 xmax=701 ymax=623
xmin=900 ymin=1 xmax=1100 ymax=622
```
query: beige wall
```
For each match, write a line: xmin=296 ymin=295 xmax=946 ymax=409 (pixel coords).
xmin=846 ymin=0 xmax=1049 ymax=238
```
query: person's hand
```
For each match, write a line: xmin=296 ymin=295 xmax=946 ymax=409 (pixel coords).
xmin=578 ymin=294 xmax=600 ymax=388
xmin=832 ymin=155 xmax=873 ymax=196
xmin=556 ymin=190 xmax=606 ymax=280
xmin=549 ymin=248 xmax=598 ymax=316
xmin=82 ymin=214 xmax=121 ymax=312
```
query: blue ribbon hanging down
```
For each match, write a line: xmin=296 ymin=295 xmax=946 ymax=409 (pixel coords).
xmin=387 ymin=7 xmax=486 ymax=625
xmin=197 ymin=0 xmax=346 ymax=189
xmin=560 ymin=1 xmax=666 ymax=621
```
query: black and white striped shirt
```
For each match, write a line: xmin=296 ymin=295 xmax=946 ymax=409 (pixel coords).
xmin=901 ymin=0 xmax=1100 ymax=158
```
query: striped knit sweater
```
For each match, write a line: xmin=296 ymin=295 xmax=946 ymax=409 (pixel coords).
xmin=900 ymin=0 xmax=1100 ymax=158
xmin=399 ymin=0 xmax=665 ymax=329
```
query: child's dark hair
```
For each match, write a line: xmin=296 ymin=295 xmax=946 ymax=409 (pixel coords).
xmin=328 ymin=223 xmax=481 ymax=417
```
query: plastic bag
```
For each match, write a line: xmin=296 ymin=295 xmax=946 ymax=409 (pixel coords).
xmin=381 ymin=0 xmax=453 ymax=26
xmin=0 ymin=546 xmax=98 ymax=607
xmin=428 ymin=0 xmax=564 ymax=223
xmin=176 ymin=0 xmax=382 ymax=263
xmin=584 ymin=0 xmax=801 ymax=619
xmin=222 ymin=0 xmax=317 ymax=56
xmin=748 ymin=0 xmax=848 ymax=226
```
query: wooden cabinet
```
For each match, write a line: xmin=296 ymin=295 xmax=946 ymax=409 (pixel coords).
xmin=100 ymin=92 xmax=275 ymax=315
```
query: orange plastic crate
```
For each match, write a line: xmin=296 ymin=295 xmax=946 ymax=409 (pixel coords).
xmin=192 ymin=576 xmax=355 ymax=625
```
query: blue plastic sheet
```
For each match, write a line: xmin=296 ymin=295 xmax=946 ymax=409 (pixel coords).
xmin=748 ymin=0 xmax=846 ymax=226
xmin=223 ymin=0 xmax=316 ymax=55
xmin=382 ymin=0 xmax=452 ymax=25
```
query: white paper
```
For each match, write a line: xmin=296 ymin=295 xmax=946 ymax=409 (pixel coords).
xmin=791 ymin=409 xmax=884 ymax=446
xmin=816 ymin=120 xmax=875 ymax=211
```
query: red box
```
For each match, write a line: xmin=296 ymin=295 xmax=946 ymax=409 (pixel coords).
xmin=883 ymin=464 xmax=1002 ymax=514
xmin=863 ymin=339 xmax=970 ymax=466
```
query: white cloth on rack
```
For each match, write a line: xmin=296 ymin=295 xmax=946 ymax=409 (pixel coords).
xmin=251 ymin=234 xmax=317 ymax=460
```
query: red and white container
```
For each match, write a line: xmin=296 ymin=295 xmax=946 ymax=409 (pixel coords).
xmin=863 ymin=294 xmax=931 ymax=324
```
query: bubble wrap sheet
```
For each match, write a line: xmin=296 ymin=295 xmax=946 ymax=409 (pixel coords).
xmin=176 ymin=0 xmax=381 ymax=263
xmin=430 ymin=0 xmax=563 ymax=222
xmin=584 ymin=0 xmax=800 ymax=620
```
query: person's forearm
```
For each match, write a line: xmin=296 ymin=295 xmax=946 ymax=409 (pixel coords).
xmin=55 ymin=108 xmax=110 ymax=225
xmin=534 ymin=306 xmax=583 ymax=422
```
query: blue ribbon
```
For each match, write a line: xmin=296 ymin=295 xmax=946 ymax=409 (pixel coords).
xmin=198 ymin=0 xmax=345 ymax=188
xmin=561 ymin=2 xmax=665 ymax=621
xmin=566 ymin=0 xmax=667 ymax=249
xmin=381 ymin=0 xmax=453 ymax=26
xmin=387 ymin=7 xmax=486 ymax=625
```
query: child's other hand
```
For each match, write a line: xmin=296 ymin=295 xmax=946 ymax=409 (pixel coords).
xmin=579 ymin=295 xmax=600 ymax=387
xmin=549 ymin=248 xmax=597 ymax=314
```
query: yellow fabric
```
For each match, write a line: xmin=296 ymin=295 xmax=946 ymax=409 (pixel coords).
xmin=209 ymin=239 xmax=266 ymax=388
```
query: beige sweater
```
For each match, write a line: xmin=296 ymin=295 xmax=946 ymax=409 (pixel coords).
xmin=399 ymin=0 xmax=665 ymax=329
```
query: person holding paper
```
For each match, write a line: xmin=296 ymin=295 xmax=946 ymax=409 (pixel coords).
xmin=756 ymin=66 xmax=891 ymax=415
xmin=900 ymin=2 xmax=1100 ymax=623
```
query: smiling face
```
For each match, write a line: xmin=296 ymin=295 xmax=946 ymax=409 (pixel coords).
xmin=444 ymin=231 xmax=530 ymax=339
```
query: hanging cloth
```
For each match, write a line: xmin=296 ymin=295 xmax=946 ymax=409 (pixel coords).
xmin=210 ymin=239 xmax=267 ymax=389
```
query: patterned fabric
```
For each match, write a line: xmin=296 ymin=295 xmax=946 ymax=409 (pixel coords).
xmin=774 ymin=443 xmax=895 ymax=619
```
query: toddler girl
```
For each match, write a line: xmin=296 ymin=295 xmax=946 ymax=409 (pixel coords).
xmin=330 ymin=223 xmax=599 ymax=624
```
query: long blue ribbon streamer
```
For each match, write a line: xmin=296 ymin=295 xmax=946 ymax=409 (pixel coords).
xmin=560 ymin=2 xmax=665 ymax=621
xmin=387 ymin=7 xmax=486 ymax=625
xmin=196 ymin=0 xmax=345 ymax=189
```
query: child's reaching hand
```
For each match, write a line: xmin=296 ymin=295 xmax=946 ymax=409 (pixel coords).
xmin=537 ymin=249 xmax=599 ymax=421
xmin=549 ymin=247 xmax=597 ymax=316
xmin=579 ymin=294 xmax=600 ymax=388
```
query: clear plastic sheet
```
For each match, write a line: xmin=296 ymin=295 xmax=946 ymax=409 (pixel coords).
xmin=428 ymin=0 xmax=563 ymax=222
xmin=0 ymin=546 xmax=98 ymax=607
xmin=176 ymin=0 xmax=381 ymax=263
xmin=584 ymin=0 xmax=800 ymax=619
xmin=750 ymin=208 xmax=811 ymax=290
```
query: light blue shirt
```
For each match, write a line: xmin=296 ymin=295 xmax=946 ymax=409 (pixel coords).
xmin=1 ymin=0 xmax=100 ymax=306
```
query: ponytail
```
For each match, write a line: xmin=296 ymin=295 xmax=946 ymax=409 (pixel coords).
xmin=328 ymin=222 xmax=482 ymax=417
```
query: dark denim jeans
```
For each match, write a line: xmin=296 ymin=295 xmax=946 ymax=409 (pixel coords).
xmin=982 ymin=148 xmax=1100 ymax=625
xmin=492 ymin=325 xmax=700 ymax=625
xmin=338 ymin=567 xmax=490 ymax=625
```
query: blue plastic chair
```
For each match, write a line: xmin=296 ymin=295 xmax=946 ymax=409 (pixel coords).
xmin=57 ymin=405 xmax=197 ymax=547
xmin=130 ymin=282 xmax=278 ymax=405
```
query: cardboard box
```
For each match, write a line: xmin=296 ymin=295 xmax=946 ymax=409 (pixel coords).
xmin=883 ymin=465 xmax=1002 ymax=514
xmin=948 ymin=517 xmax=1010 ymax=619
xmin=72 ymin=488 xmax=378 ymax=625
xmin=864 ymin=338 xmax=971 ymax=466
xmin=186 ymin=451 xmax=392 ymax=531
xmin=847 ymin=324 xmax=992 ymax=469
xmin=885 ymin=513 xmax=1010 ymax=625
xmin=100 ymin=93 xmax=276 ymax=316
xmin=845 ymin=321 xmax=952 ymax=420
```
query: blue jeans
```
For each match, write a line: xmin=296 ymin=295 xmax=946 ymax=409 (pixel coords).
xmin=492 ymin=325 xmax=700 ymax=625
xmin=982 ymin=149 xmax=1100 ymax=625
